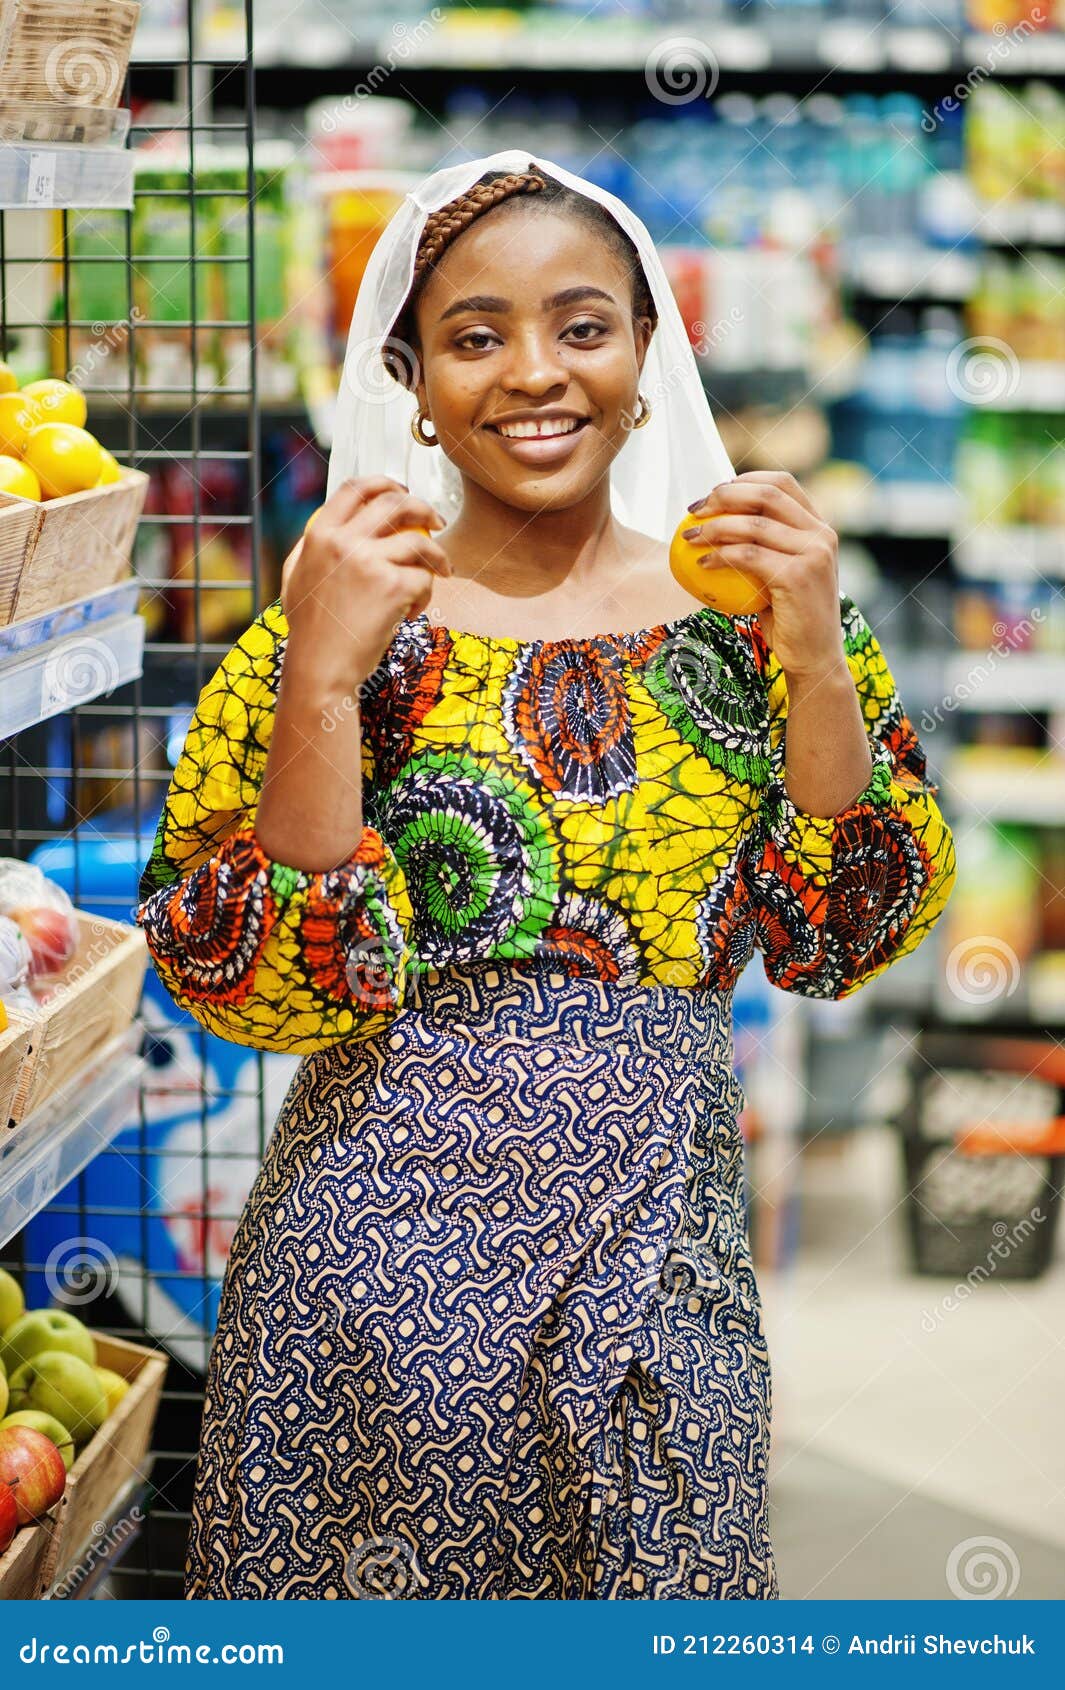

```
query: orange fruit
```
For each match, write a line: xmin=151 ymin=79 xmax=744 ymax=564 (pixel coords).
xmin=94 ymin=448 xmax=123 ymax=486
xmin=21 ymin=379 xmax=87 ymax=428
xmin=668 ymin=514 xmax=768 ymax=617
xmin=0 ymin=362 xmax=19 ymax=395
xmin=304 ymin=507 xmax=430 ymax=541
xmin=0 ymin=455 xmax=41 ymax=500
xmin=22 ymin=423 xmax=103 ymax=499
xmin=0 ymin=391 xmax=41 ymax=456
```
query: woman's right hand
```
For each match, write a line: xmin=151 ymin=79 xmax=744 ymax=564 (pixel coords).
xmin=281 ymin=474 xmax=451 ymax=686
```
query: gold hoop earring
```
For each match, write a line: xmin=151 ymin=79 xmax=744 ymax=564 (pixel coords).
xmin=411 ymin=408 xmax=437 ymax=446
xmin=631 ymin=392 xmax=652 ymax=429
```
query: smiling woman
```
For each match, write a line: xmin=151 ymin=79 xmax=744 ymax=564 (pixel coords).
xmin=136 ymin=151 xmax=957 ymax=1603
xmin=384 ymin=168 xmax=666 ymax=618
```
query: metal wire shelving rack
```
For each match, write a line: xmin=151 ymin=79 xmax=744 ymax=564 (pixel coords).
xmin=0 ymin=0 xmax=291 ymax=1598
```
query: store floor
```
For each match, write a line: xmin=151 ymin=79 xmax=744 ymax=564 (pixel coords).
xmin=759 ymin=1123 xmax=1065 ymax=1600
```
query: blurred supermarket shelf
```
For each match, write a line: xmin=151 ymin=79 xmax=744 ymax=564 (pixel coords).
xmin=946 ymin=753 xmax=1065 ymax=825
xmin=959 ymin=361 xmax=1065 ymax=412
xmin=836 ymin=481 xmax=962 ymax=538
xmin=0 ymin=614 xmax=145 ymax=742
xmin=942 ymin=652 xmax=1065 ymax=712
xmin=130 ymin=22 xmax=247 ymax=64
xmin=965 ymin=30 xmax=1065 ymax=76
xmin=0 ymin=1029 xmax=144 ymax=1251
xmin=953 ymin=526 xmax=1065 ymax=580
xmin=978 ymin=201 xmax=1065 ymax=246
xmin=201 ymin=18 xmax=1065 ymax=78
xmin=843 ymin=246 xmax=981 ymax=301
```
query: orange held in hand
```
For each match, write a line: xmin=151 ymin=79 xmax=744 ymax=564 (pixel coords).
xmin=303 ymin=506 xmax=431 ymax=542
xmin=668 ymin=512 xmax=768 ymax=618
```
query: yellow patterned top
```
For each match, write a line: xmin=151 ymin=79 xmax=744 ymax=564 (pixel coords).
xmin=136 ymin=592 xmax=957 ymax=1054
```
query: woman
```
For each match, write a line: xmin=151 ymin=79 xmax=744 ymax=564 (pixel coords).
xmin=136 ymin=151 xmax=957 ymax=1601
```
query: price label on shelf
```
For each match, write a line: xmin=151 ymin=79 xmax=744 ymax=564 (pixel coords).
xmin=25 ymin=151 xmax=57 ymax=207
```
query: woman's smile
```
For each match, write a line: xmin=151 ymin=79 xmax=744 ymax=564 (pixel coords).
xmin=483 ymin=408 xmax=594 ymax=466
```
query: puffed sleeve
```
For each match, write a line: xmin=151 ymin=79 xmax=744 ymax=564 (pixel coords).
xmin=737 ymin=591 xmax=957 ymax=999
xmin=135 ymin=600 xmax=416 ymax=1053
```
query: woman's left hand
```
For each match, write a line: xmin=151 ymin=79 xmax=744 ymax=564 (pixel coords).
xmin=684 ymin=470 xmax=845 ymax=682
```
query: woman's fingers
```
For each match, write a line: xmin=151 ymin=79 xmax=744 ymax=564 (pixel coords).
xmin=683 ymin=512 xmax=809 ymax=555
xmin=353 ymin=486 xmax=447 ymax=541
xmin=733 ymin=468 xmax=821 ymax=519
xmin=320 ymin=474 xmax=407 ymax=524
xmin=697 ymin=542 xmax=789 ymax=586
xmin=382 ymin=528 xmax=452 ymax=580
xmin=688 ymin=472 xmax=820 ymax=529
xmin=382 ymin=550 xmax=436 ymax=619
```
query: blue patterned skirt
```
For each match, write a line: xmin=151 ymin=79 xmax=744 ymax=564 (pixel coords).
xmin=184 ymin=963 xmax=778 ymax=1600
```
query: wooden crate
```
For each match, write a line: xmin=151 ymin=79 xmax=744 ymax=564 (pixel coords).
xmin=0 ymin=2 xmax=141 ymax=116
xmin=0 ymin=495 xmax=38 ymax=625
xmin=0 ymin=1009 xmax=36 ymax=1130
xmin=7 ymin=913 xmax=147 ymax=1129
xmin=0 ymin=1497 xmax=61 ymax=1600
xmin=0 ymin=468 xmax=149 ymax=628
xmin=44 ymin=1332 xmax=167 ymax=1598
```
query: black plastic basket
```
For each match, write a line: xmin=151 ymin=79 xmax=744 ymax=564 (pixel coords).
xmin=896 ymin=1027 xmax=1065 ymax=1280
xmin=901 ymin=1135 xmax=1063 ymax=1279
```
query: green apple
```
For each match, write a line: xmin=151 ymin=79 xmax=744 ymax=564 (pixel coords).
xmin=7 ymin=1351 xmax=108 ymax=1448
xmin=0 ymin=1309 xmax=96 ymax=1376
xmin=0 ymin=1410 xmax=76 ymax=1472
xmin=0 ymin=1267 xmax=24 ymax=1336
xmin=94 ymin=1366 xmax=129 ymax=1418
xmin=0 ymin=1368 xmax=6 ymax=1420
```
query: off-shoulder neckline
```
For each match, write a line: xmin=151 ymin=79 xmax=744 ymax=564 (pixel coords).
xmin=407 ymin=603 xmax=719 ymax=651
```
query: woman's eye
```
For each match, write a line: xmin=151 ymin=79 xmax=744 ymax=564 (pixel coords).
xmin=456 ymin=330 xmax=498 ymax=351
xmin=566 ymin=319 xmax=607 ymax=341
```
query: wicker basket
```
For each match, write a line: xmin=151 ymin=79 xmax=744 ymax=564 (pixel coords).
xmin=0 ymin=468 xmax=148 ymax=627
xmin=0 ymin=2 xmax=141 ymax=125
xmin=6 ymin=912 xmax=147 ymax=1130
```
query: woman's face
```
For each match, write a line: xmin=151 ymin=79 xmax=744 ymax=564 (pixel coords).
xmin=410 ymin=207 xmax=653 ymax=514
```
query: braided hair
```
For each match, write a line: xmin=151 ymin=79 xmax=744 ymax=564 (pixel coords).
xmin=384 ymin=164 xmax=657 ymax=388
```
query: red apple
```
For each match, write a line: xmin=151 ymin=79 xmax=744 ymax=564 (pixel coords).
xmin=0 ymin=1425 xmax=66 ymax=1524
xmin=8 ymin=905 xmax=77 ymax=980
xmin=0 ymin=1481 xmax=16 ymax=1554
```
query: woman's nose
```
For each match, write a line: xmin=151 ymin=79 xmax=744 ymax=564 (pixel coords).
xmin=499 ymin=330 xmax=568 ymax=394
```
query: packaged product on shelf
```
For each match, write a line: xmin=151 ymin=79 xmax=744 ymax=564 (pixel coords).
xmin=163 ymin=457 xmax=253 ymax=645
xmin=132 ymin=154 xmax=220 ymax=393
xmin=55 ymin=208 xmax=130 ymax=391
xmin=940 ymin=820 xmax=1043 ymax=1004
xmin=213 ymin=143 xmax=300 ymax=401
xmin=321 ymin=178 xmax=407 ymax=357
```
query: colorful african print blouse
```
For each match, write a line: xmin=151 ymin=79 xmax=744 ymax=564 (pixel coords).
xmin=136 ymin=593 xmax=957 ymax=1055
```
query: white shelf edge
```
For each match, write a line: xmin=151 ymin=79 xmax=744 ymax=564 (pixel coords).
xmin=0 ymin=1034 xmax=145 ymax=1251
xmin=0 ymin=612 xmax=145 ymax=740
xmin=0 ymin=143 xmax=135 ymax=211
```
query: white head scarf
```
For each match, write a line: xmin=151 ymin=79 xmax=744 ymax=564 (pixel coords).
xmin=326 ymin=149 xmax=735 ymax=544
